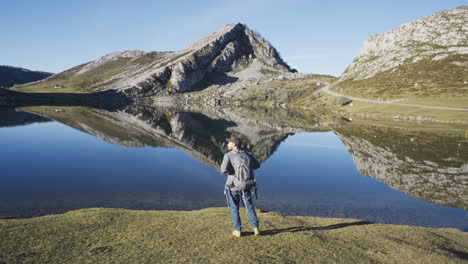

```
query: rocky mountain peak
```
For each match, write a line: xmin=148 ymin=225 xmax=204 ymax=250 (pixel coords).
xmin=25 ymin=23 xmax=293 ymax=97
xmin=185 ymin=23 xmax=245 ymax=51
xmin=183 ymin=22 xmax=289 ymax=70
xmin=337 ymin=6 xmax=467 ymax=82
xmin=122 ymin=22 xmax=293 ymax=96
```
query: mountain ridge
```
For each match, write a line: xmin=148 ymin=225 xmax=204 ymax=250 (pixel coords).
xmin=331 ymin=6 xmax=467 ymax=99
xmin=13 ymin=23 xmax=293 ymax=97
xmin=0 ymin=65 xmax=53 ymax=89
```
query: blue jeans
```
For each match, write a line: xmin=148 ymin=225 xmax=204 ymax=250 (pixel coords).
xmin=226 ymin=188 xmax=259 ymax=231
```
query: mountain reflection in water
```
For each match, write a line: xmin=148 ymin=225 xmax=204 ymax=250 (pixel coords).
xmin=0 ymin=104 xmax=466 ymax=230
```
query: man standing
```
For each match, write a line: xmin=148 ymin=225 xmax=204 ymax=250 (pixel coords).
xmin=221 ymin=135 xmax=261 ymax=237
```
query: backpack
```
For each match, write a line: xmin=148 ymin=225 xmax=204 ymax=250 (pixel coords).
xmin=231 ymin=150 xmax=256 ymax=191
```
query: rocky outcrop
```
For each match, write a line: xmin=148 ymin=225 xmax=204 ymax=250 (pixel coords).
xmin=335 ymin=125 xmax=468 ymax=210
xmin=333 ymin=6 xmax=467 ymax=97
xmin=121 ymin=23 xmax=292 ymax=97
xmin=17 ymin=23 xmax=293 ymax=97
xmin=339 ymin=6 xmax=467 ymax=81
xmin=154 ymin=73 xmax=335 ymax=110
xmin=0 ymin=65 xmax=52 ymax=88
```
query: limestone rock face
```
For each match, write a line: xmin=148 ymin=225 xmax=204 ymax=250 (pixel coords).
xmin=36 ymin=23 xmax=292 ymax=97
xmin=336 ymin=6 xmax=468 ymax=83
xmin=124 ymin=23 xmax=292 ymax=97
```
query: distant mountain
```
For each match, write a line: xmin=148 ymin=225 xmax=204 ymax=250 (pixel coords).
xmin=13 ymin=23 xmax=293 ymax=97
xmin=0 ymin=65 xmax=52 ymax=88
xmin=332 ymin=6 xmax=467 ymax=99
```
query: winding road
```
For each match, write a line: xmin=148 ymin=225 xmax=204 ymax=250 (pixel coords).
xmin=321 ymin=85 xmax=468 ymax=111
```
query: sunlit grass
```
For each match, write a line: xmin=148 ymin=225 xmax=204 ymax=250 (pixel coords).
xmin=331 ymin=54 xmax=467 ymax=100
xmin=1 ymin=207 xmax=467 ymax=263
xmin=339 ymin=99 xmax=468 ymax=123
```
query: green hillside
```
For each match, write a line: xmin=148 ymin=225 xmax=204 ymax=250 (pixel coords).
xmin=332 ymin=54 xmax=467 ymax=103
xmin=10 ymin=52 xmax=167 ymax=93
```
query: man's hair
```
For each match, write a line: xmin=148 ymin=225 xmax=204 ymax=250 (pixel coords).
xmin=226 ymin=135 xmax=242 ymax=148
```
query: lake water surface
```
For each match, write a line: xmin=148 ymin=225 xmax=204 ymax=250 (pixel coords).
xmin=1 ymin=105 xmax=467 ymax=231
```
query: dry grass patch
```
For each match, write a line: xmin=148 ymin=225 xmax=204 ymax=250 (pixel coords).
xmin=0 ymin=207 xmax=467 ymax=263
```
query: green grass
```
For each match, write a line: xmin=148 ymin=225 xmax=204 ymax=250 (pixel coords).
xmin=11 ymin=59 xmax=134 ymax=93
xmin=339 ymin=99 xmax=468 ymax=123
xmin=332 ymin=54 xmax=467 ymax=100
xmin=217 ymin=106 xmax=331 ymax=131
xmin=290 ymin=90 xmax=335 ymax=110
xmin=131 ymin=51 xmax=168 ymax=66
xmin=1 ymin=207 xmax=466 ymax=264
xmin=259 ymin=69 xmax=281 ymax=75
xmin=231 ymin=76 xmax=336 ymax=108
xmin=402 ymin=96 xmax=468 ymax=109
xmin=10 ymin=51 xmax=187 ymax=94
xmin=292 ymin=91 xmax=468 ymax=124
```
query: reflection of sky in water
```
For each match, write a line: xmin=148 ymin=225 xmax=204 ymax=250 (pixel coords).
xmin=260 ymin=132 xmax=391 ymax=200
xmin=0 ymin=122 xmax=467 ymax=231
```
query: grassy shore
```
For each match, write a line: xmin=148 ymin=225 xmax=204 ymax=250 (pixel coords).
xmin=292 ymin=91 xmax=468 ymax=124
xmin=1 ymin=207 xmax=467 ymax=263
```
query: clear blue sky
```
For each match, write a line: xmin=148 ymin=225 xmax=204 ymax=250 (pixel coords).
xmin=1 ymin=0 xmax=465 ymax=76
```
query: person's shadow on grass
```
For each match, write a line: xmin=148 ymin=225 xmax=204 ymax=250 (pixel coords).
xmin=244 ymin=220 xmax=374 ymax=236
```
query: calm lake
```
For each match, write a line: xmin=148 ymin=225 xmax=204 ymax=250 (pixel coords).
xmin=0 ymin=105 xmax=467 ymax=231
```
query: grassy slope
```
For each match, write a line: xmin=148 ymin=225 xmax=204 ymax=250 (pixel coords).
xmin=323 ymin=54 xmax=468 ymax=122
xmin=9 ymin=60 xmax=130 ymax=94
xmin=294 ymin=91 xmax=468 ymax=123
xmin=0 ymin=208 xmax=467 ymax=264
xmin=233 ymin=75 xmax=336 ymax=108
xmin=331 ymin=55 xmax=468 ymax=107
xmin=9 ymin=52 xmax=167 ymax=94
xmin=339 ymin=100 xmax=468 ymax=122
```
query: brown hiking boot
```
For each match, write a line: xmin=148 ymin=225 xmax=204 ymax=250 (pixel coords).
xmin=232 ymin=230 xmax=241 ymax=237
xmin=253 ymin=227 xmax=261 ymax=236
